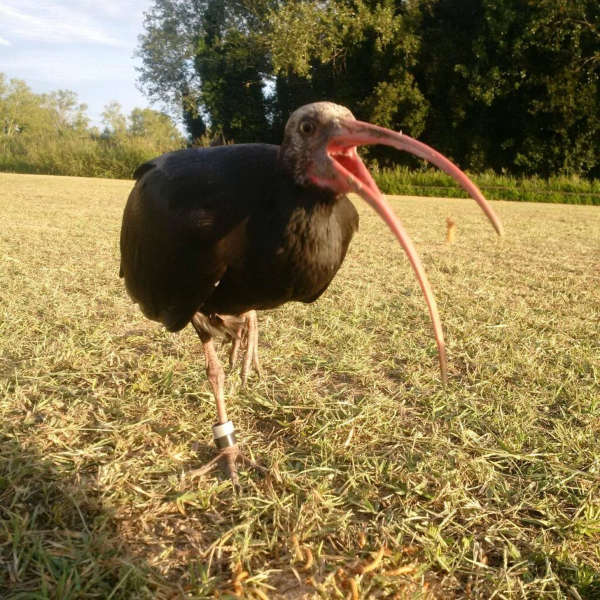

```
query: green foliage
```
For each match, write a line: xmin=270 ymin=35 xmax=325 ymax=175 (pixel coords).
xmin=0 ymin=75 xmax=185 ymax=179
xmin=194 ymin=0 xmax=270 ymax=142
xmin=129 ymin=107 xmax=185 ymax=148
xmin=374 ymin=166 xmax=600 ymax=205
xmin=136 ymin=0 xmax=208 ymax=138
xmin=101 ymin=100 xmax=128 ymax=137
xmin=416 ymin=0 xmax=600 ymax=177
xmin=137 ymin=0 xmax=599 ymax=178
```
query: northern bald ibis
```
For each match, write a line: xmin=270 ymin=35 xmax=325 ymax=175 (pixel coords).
xmin=120 ymin=102 xmax=503 ymax=481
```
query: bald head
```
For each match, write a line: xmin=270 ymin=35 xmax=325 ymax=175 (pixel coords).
xmin=283 ymin=102 xmax=355 ymax=139
xmin=279 ymin=102 xmax=356 ymax=186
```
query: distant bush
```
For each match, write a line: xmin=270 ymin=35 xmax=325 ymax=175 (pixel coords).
xmin=374 ymin=166 xmax=600 ymax=206
xmin=0 ymin=75 xmax=186 ymax=179
xmin=0 ymin=133 xmax=187 ymax=179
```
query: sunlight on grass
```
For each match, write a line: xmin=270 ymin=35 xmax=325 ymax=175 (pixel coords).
xmin=1 ymin=172 xmax=599 ymax=598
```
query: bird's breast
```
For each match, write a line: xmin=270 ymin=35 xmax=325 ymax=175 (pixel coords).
xmin=202 ymin=194 xmax=358 ymax=315
xmin=278 ymin=200 xmax=354 ymax=302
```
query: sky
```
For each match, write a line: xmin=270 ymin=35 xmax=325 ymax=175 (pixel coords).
xmin=0 ymin=0 xmax=156 ymax=127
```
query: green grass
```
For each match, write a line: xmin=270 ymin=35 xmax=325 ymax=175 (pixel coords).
xmin=374 ymin=166 xmax=600 ymax=205
xmin=1 ymin=172 xmax=599 ymax=599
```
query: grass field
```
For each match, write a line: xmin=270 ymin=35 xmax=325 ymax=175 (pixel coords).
xmin=1 ymin=172 xmax=599 ymax=599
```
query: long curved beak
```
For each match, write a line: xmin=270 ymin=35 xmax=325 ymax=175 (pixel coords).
xmin=325 ymin=119 xmax=504 ymax=383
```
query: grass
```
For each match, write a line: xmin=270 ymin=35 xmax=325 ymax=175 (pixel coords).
xmin=1 ymin=171 xmax=599 ymax=599
xmin=374 ymin=167 xmax=600 ymax=205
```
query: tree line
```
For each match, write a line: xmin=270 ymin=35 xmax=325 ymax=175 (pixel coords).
xmin=0 ymin=74 xmax=185 ymax=179
xmin=138 ymin=0 xmax=600 ymax=178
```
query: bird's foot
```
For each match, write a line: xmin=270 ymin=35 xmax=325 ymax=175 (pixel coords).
xmin=229 ymin=310 xmax=263 ymax=385
xmin=188 ymin=444 xmax=265 ymax=487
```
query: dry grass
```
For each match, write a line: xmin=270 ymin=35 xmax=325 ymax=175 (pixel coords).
xmin=1 ymin=172 xmax=599 ymax=599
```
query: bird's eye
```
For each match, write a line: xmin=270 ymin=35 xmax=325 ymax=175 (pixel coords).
xmin=299 ymin=120 xmax=316 ymax=136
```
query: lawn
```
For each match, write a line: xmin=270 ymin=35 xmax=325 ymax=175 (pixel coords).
xmin=1 ymin=172 xmax=599 ymax=599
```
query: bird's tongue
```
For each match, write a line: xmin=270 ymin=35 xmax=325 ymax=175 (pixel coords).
xmin=327 ymin=146 xmax=381 ymax=199
xmin=328 ymin=120 xmax=503 ymax=383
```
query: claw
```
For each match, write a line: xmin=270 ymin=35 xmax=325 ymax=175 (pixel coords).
xmin=187 ymin=444 xmax=265 ymax=488
xmin=222 ymin=445 xmax=241 ymax=488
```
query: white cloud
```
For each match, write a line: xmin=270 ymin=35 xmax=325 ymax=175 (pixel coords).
xmin=0 ymin=1 xmax=130 ymax=47
xmin=0 ymin=0 xmax=156 ymax=128
xmin=70 ymin=0 xmax=149 ymax=21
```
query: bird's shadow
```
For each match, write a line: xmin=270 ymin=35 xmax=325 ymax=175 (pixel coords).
xmin=0 ymin=430 xmax=240 ymax=598
xmin=0 ymin=434 xmax=165 ymax=597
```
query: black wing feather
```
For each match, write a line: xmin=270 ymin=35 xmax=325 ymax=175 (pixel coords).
xmin=120 ymin=144 xmax=279 ymax=331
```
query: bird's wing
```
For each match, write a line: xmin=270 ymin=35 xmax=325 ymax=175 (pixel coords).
xmin=120 ymin=145 xmax=279 ymax=331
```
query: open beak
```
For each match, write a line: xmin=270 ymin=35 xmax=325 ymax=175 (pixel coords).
xmin=324 ymin=119 xmax=504 ymax=383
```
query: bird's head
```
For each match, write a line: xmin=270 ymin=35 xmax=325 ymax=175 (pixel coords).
xmin=280 ymin=102 xmax=358 ymax=190
xmin=280 ymin=101 xmax=504 ymax=383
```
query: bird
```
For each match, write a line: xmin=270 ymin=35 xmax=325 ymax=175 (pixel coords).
xmin=120 ymin=101 xmax=503 ymax=482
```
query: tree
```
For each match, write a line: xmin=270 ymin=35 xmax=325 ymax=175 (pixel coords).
xmin=136 ymin=0 xmax=208 ymax=138
xmin=101 ymin=101 xmax=128 ymax=138
xmin=416 ymin=0 xmax=600 ymax=176
xmin=129 ymin=107 xmax=185 ymax=150
xmin=193 ymin=0 xmax=270 ymax=142
xmin=137 ymin=0 xmax=272 ymax=142
xmin=0 ymin=76 xmax=52 ymax=138
xmin=44 ymin=90 xmax=89 ymax=135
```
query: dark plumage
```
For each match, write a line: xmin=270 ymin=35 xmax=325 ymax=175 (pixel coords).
xmin=120 ymin=143 xmax=358 ymax=333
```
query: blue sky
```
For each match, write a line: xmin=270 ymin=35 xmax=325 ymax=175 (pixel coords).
xmin=0 ymin=0 xmax=156 ymax=127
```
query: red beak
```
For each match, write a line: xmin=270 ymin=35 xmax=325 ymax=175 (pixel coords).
xmin=323 ymin=119 xmax=504 ymax=383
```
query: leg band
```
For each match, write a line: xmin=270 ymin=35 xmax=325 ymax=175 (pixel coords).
xmin=213 ymin=420 xmax=236 ymax=449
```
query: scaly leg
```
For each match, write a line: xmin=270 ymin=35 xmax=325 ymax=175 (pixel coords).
xmin=229 ymin=310 xmax=263 ymax=385
xmin=191 ymin=314 xmax=263 ymax=485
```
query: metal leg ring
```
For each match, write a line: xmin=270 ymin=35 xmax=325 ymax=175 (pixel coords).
xmin=213 ymin=420 xmax=237 ymax=449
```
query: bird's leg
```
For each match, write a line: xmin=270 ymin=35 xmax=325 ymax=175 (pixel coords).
xmin=241 ymin=309 xmax=263 ymax=386
xmin=202 ymin=336 xmax=228 ymax=424
xmin=229 ymin=310 xmax=263 ymax=386
xmin=191 ymin=314 xmax=264 ymax=485
xmin=190 ymin=315 xmax=238 ymax=483
xmin=229 ymin=323 xmax=243 ymax=369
